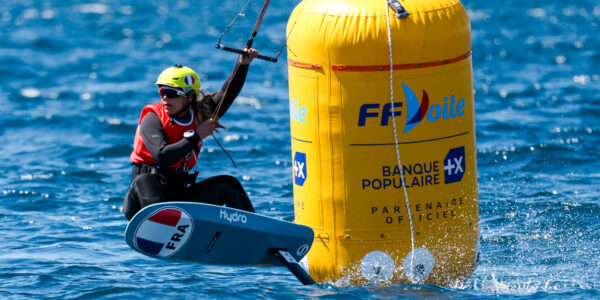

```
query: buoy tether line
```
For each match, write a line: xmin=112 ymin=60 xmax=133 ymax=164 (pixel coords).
xmin=385 ymin=0 xmax=416 ymax=279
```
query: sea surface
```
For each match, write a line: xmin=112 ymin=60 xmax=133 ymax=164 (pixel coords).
xmin=1 ymin=0 xmax=599 ymax=299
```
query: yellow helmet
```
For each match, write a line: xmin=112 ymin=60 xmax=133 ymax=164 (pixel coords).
xmin=155 ymin=65 xmax=201 ymax=96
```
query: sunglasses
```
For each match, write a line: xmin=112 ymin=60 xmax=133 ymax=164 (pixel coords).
xmin=158 ymin=87 xmax=186 ymax=99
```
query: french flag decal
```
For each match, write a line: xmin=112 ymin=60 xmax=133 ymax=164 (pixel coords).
xmin=184 ymin=75 xmax=195 ymax=86
xmin=134 ymin=207 xmax=193 ymax=257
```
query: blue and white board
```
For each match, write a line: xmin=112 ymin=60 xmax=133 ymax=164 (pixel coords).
xmin=125 ymin=202 xmax=314 ymax=267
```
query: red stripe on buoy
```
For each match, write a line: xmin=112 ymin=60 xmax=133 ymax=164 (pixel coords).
xmin=148 ymin=208 xmax=182 ymax=227
xmin=287 ymin=59 xmax=323 ymax=70
xmin=331 ymin=50 xmax=473 ymax=72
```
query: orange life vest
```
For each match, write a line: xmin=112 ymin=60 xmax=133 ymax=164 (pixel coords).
xmin=130 ymin=102 xmax=201 ymax=171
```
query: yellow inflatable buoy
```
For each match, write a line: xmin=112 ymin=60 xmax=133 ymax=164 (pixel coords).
xmin=287 ymin=0 xmax=479 ymax=285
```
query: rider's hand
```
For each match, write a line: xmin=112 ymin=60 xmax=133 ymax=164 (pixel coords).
xmin=196 ymin=118 xmax=216 ymax=139
xmin=240 ymin=48 xmax=259 ymax=65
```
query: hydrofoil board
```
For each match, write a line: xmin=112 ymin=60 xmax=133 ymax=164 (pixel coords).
xmin=125 ymin=202 xmax=315 ymax=284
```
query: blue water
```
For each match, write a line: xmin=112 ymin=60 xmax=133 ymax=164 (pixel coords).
xmin=1 ymin=0 xmax=599 ymax=298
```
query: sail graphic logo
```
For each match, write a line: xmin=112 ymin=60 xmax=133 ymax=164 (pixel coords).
xmin=402 ymin=83 xmax=430 ymax=133
xmin=357 ymin=83 xmax=467 ymax=132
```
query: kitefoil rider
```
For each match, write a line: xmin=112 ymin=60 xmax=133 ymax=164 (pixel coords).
xmin=123 ymin=49 xmax=259 ymax=220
